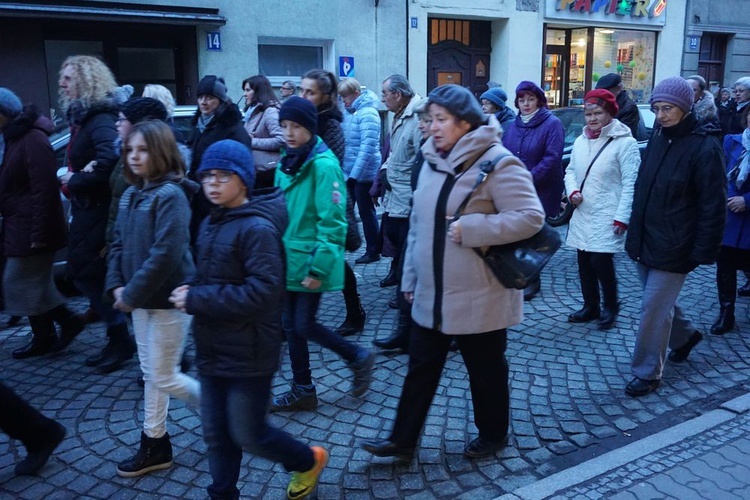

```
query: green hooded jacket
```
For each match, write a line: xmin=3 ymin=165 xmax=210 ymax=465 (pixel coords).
xmin=275 ymin=136 xmax=347 ymax=292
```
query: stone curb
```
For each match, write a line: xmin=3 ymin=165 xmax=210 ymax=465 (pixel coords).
xmin=493 ymin=392 xmax=750 ymax=500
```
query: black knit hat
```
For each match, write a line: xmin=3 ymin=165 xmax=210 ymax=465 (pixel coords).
xmin=279 ymin=96 xmax=318 ymax=135
xmin=197 ymin=75 xmax=229 ymax=102
xmin=121 ymin=97 xmax=167 ymax=124
xmin=427 ymin=84 xmax=485 ymax=127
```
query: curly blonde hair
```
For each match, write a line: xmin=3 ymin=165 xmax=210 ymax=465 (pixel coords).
xmin=143 ymin=84 xmax=176 ymax=117
xmin=58 ymin=55 xmax=117 ymax=112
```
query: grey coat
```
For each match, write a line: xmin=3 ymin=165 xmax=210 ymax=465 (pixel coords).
xmin=106 ymin=176 xmax=198 ymax=309
xmin=382 ymin=94 xmax=423 ymax=218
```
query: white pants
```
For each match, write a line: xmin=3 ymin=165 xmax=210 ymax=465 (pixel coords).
xmin=132 ymin=308 xmax=201 ymax=438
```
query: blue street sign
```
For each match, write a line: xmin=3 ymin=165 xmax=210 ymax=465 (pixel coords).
xmin=339 ymin=56 xmax=354 ymax=78
xmin=206 ymin=32 xmax=222 ymax=52
xmin=689 ymin=36 xmax=699 ymax=50
xmin=411 ymin=17 xmax=418 ymax=29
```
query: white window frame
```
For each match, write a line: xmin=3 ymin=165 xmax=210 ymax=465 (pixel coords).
xmin=257 ymin=37 xmax=335 ymax=87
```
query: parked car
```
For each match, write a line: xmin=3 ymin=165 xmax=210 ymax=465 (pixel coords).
xmin=544 ymin=105 xmax=653 ymax=227
xmin=50 ymin=105 xmax=197 ymax=284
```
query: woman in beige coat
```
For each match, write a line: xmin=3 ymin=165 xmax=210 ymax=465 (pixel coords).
xmin=361 ymin=84 xmax=545 ymax=461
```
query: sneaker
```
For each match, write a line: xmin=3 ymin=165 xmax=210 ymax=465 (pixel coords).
xmin=116 ymin=432 xmax=173 ymax=478
xmin=287 ymin=446 xmax=328 ymax=499
xmin=349 ymin=350 xmax=375 ymax=397
xmin=270 ymin=384 xmax=318 ymax=412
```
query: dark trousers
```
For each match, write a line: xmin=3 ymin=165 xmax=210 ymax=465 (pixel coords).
xmin=201 ymin=375 xmax=314 ymax=500
xmin=383 ymin=216 xmax=409 ymax=273
xmin=342 ymin=263 xmax=360 ymax=314
xmin=348 ymin=180 xmax=380 ymax=257
xmin=390 ymin=324 xmax=509 ymax=448
xmin=0 ymin=381 xmax=60 ymax=452
xmin=716 ymin=246 xmax=750 ymax=304
xmin=283 ymin=291 xmax=361 ymax=387
xmin=576 ymin=250 xmax=617 ymax=308
xmin=73 ymin=277 xmax=127 ymax=329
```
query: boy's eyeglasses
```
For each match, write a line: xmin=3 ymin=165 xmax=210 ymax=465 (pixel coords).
xmin=198 ymin=171 xmax=235 ymax=184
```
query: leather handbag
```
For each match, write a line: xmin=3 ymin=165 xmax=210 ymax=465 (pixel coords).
xmin=453 ymin=152 xmax=562 ymax=290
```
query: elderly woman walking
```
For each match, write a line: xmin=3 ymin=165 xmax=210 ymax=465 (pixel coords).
xmin=361 ymin=84 xmax=545 ymax=460
xmin=565 ymin=89 xmax=640 ymax=330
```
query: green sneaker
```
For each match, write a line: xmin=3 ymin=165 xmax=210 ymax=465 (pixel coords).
xmin=287 ymin=446 xmax=328 ymax=499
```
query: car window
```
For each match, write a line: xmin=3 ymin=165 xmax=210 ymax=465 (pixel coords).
xmin=551 ymin=108 xmax=585 ymax=150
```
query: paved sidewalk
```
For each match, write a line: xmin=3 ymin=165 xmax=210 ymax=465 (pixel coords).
xmin=1 ymin=239 xmax=750 ymax=499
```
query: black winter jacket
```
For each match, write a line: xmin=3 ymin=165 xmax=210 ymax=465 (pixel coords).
xmin=0 ymin=107 xmax=67 ymax=257
xmin=616 ymin=90 xmax=641 ymax=139
xmin=65 ymin=100 xmax=119 ymax=281
xmin=187 ymin=187 xmax=289 ymax=378
xmin=626 ymin=113 xmax=726 ymax=274
xmin=187 ymin=103 xmax=252 ymax=242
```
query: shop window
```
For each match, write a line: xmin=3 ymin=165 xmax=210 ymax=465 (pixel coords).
xmin=592 ymin=29 xmax=656 ymax=103
xmin=257 ymin=39 xmax=330 ymax=86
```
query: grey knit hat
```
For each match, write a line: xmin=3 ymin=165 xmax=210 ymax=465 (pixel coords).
xmin=650 ymin=77 xmax=694 ymax=114
xmin=427 ymin=84 xmax=485 ymax=127
xmin=0 ymin=88 xmax=22 ymax=119
xmin=197 ymin=75 xmax=229 ymax=102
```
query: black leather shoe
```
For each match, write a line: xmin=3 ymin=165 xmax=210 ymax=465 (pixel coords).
xmin=738 ymin=281 xmax=750 ymax=297
xmin=388 ymin=296 xmax=399 ymax=309
xmin=568 ymin=306 xmax=600 ymax=323
xmin=98 ymin=336 xmax=136 ymax=374
xmin=52 ymin=314 xmax=86 ymax=352
xmin=14 ymin=421 xmax=65 ymax=475
xmin=597 ymin=302 xmax=620 ymax=330
xmin=464 ymin=436 xmax=507 ymax=458
xmin=361 ymin=439 xmax=414 ymax=460
xmin=380 ymin=272 xmax=398 ymax=288
xmin=85 ymin=341 xmax=114 ymax=367
xmin=12 ymin=337 xmax=56 ymax=359
xmin=373 ymin=332 xmax=408 ymax=351
xmin=355 ymin=253 xmax=380 ymax=265
xmin=710 ymin=305 xmax=735 ymax=335
xmin=668 ymin=330 xmax=703 ymax=363
xmin=625 ymin=377 xmax=660 ymax=397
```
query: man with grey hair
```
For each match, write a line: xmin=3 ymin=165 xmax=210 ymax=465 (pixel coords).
xmin=726 ymin=76 xmax=750 ymax=135
xmin=371 ymin=74 xmax=422 ymax=350
xmin=279 ymin=80 xmax=296 ymax=103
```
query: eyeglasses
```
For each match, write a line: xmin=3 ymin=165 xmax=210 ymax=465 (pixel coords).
xmin=198 ymin=170 xmax=235 ymax=184
xmin=651 ymin=104 xmax=678 ymax=115
xmin=281 ymin=87 xmax=293 ymax=91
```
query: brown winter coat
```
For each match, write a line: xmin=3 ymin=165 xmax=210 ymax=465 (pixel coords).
xmin=402 ymin=115 xmax=545 ymax=335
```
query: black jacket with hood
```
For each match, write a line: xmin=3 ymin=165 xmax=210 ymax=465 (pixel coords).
xmin=186 ymin=187 xmax=289 ymax=378
xmin=626 ymin=113 xmax=726 ymax=274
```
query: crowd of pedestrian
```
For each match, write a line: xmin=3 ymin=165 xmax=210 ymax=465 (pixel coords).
xmin=1 ymin=54 xmax=749 ymax=499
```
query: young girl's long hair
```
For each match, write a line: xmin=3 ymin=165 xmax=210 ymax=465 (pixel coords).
xmin=123 ymin=120 xmax=185 ymax=186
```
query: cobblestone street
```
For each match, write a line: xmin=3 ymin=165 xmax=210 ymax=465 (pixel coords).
xmin=2 ymin=234 xmax=750 ymax=499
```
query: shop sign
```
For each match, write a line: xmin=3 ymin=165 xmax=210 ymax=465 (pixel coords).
xmin=547 ymin=0 xmax=667 ymax=27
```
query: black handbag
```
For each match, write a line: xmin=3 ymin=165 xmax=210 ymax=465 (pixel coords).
xmin=453 ymin=153 xmax=562 ymax=290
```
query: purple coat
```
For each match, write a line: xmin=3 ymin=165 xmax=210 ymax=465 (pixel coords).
xmin=722 ymin=133 xmax=750 ymax=249
xmin=502 ymin=108 xmax=565 ymax=216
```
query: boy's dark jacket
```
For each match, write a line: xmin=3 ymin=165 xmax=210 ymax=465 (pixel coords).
xmin=187 ymin=187 xmax=289 ymax=378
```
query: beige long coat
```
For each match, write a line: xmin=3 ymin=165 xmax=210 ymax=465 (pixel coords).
xmin=402 ymin=116 xmax=545 ymax=335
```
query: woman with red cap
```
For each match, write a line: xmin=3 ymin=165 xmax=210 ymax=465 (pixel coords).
xmin=565 ymin=89 xmax=640 ymax=330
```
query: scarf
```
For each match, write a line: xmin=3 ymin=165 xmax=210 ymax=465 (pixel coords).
xmin=280 ymin=137 xmax=316 ymax=177
xmin=520 ymin=108 xmax=540 ymax=124
xmin=196 ymin=113 xmax=215 ymax=134
xmin=730 ymin=128 xmax=750 ymax=189
xmin=584 ymin=127 xmax=602 ymax=139
xmin=243 ymin=104 xmax=259 ymax=124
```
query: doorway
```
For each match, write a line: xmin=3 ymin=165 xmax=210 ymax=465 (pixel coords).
xmin=543 ymin=26 xmax=593 ymax=108
xmin=428 ymin=18 xmax=491 ymax=98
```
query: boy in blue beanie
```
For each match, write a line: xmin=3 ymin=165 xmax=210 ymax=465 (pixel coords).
xmin=170 ymin=139 xmax=328 ymax=499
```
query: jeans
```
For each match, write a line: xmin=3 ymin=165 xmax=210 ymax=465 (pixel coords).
xmin=631 ymin=264 xmax=695 ymax=380
xmin=132 ymin=308 xmax=200 ymax=438
xmin=283 ymin=291 xmax=361 ymax=387
xmin=201 ymin=375 xmax=314 ymax=500
xmin=348 ymin=180 xmax=379 ymax=256
xmin=73 ymin=277 xmax=127 ymax=328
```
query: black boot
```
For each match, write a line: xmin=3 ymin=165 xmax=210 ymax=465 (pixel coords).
xmin=335 ymin=299 xmax=366 ymax=337
xmin=12 ymin=314 xmax=58 ymax=359
xmin=711 ymin=266 xmax=736 ymax=335
xmin=98 ymin=323 xmax=136 ymax=374
xmin=380 ymin=265 xmax=398 ymax=288
xmin=598 ymin=302 xmax=620 ymax=330
xmin=568 ymin=306 xmax=600 ymax=323
xmin=48 ymin=305 xmax=86 ymax=352
xmin=373 ymin=308 xmax=410 ymax=351
xmin=116 ymin=432 xmax=173 ymax=478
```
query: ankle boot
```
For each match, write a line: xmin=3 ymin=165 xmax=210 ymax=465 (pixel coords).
xmin=98 ymin=323 xmax=136 ymax=374
xmin=48 ymin=305 xmax=86 ymax=352
xmin=598 ymin=302 xmax=620 ymax=330
xmin=373 ymin=308 xmax=410 ymax=351
xmin=116 ymin=432 xmax=173 ymax=478
xmin=335 ymin=299 xmax=366 ymax=337
xmin=13 ymin=314 xmax=58 ymax=359
xmin=711 ymin=303 xmax=735 ymax=335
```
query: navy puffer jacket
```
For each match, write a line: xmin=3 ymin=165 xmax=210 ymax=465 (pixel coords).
xmin=187 ymin=187 xmax=289 ymax=378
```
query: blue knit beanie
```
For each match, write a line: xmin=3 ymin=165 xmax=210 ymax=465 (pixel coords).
xmin=480 ymin=87 xmax=509 ymax=110
xmin=279 ymin=96 xmax=318 ymax=135
xmin=0 ymin=87 xmax=22 ymax=119
xmin=650 ymin=77 xmax=694 ymax=114
xmin=197 ymin=140 xmax=255 ymax=189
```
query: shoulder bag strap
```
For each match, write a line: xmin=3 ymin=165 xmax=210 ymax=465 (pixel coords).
xmin=453 ymin=152 xmax=512 ymax=220
xmin=577 ymin=137 xmax=614 ymax=193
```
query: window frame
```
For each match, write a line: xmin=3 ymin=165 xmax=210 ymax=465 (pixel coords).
xmin=257 ymin=37 xmax=334 ymax=87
